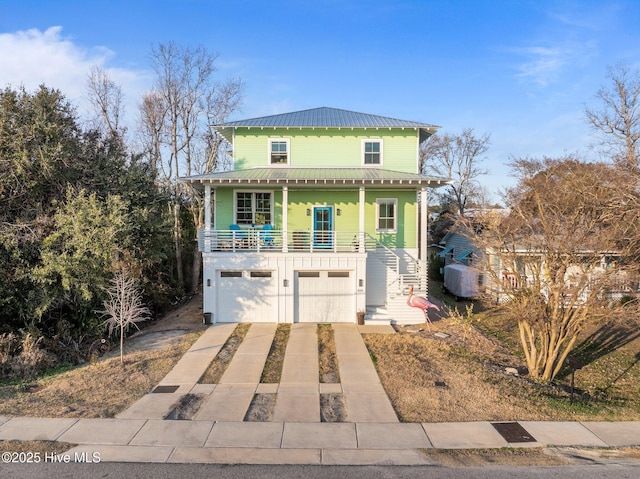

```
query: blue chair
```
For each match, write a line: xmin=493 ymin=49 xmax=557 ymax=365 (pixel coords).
xmin=261 ymin=224 xmax=275 ymax=248
xmin=229 ymin=224 xmax=246 ymax=247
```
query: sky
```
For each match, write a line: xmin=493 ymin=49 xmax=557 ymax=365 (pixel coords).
xmin=1 ymin=0 xmax=639 ymax=199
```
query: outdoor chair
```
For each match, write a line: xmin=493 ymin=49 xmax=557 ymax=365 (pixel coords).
xmin=261 ymin=224 xmax=275 ymax=248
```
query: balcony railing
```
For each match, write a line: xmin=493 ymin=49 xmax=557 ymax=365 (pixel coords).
xmin=198 ymin=229 xmax=369 ymax=253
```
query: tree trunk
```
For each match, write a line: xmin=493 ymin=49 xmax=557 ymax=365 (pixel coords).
xmin=191 ymin=248 xmax=201 ymax=294
xmin=173 ymin=201 xmax=184 ymax=287
xmin=189 ymin=202 xmax=203 ymax=294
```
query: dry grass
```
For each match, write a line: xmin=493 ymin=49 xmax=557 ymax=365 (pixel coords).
xmin=423 ymin=448 xmax=571 ymax=467
xmin=0 ymin=440 xmax=74 ymax=455
xmin=0 ymin=331 xmax=202 ymax=418
xmin=199 ymin=323 xmax=251 ymax=384
xmin=364 ymin=302 xmax=640 ymax=422
xmin=318 ymin=324 xmax=340 ymax=383
xmin=260 ymin=324 xmax=291 ymax=383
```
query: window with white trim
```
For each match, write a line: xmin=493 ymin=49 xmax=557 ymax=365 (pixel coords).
xmin=235 ymin=191 xmax=273 ymax=225
xmin=269 ymin=139 xmax=289 ymax=164
xmin=376 ymin=198 xmax=397 ymax=232
xmin=362 ymin=139 xmax=382 ymax=165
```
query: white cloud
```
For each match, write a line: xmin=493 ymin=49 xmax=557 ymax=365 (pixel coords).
xmin=0 ymin=26 xmax=150 ymax=127
xmin=0 ymin=27 xmax=106 ymax=96
xmin=514 ymin=45 xmax=569 ymax=87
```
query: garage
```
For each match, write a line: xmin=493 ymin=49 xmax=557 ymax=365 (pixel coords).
xmin=294 ymin=271 xmax=355 ymax=323
xmin=216 ymin=270 xmax=277 ymax=322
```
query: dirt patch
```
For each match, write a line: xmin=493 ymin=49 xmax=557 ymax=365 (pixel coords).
xmin=318 ymin=324 xmax=340 ymax=383
xmin=164 ymin=393 xmax=205 ymax=420
xmin=320 ymin=393 xmax=347 ymax=422
xmin=139 ymin=293 xmax=206 ymax=334
xmin=244 ymin=393 xmax=276 ymax=422
xmin=261 ymin=324 xmax=291 ymax=383
xmin=199 ymin=323 xmax=251 ymax=384
xmin=422 ymin=448 xmax=571 ymax=467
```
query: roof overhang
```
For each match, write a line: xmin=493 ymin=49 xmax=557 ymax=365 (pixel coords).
xmin=213 ymin=125 xmax=439 ymax=144
xmin=181 ymin=167 xmax=452 ymax=190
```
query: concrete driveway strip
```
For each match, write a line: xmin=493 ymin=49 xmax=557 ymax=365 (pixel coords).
xmin=273 ymin=323 xmax=320 ymax=422
xmin=0 ymin=417 xmax=78 ymax=441
xmin=116 ymin=392 xmax=184 ymax=420
xmin=582 ymin=421 xmax=640 ymax=447
xmin=219 ymin=323 xmax=276 ymax=384
xmin=159 ymin=323 xmax=236 ymax=386
xmin=332 ymin=323 xmax=398 ymax=423
xmin=194 ymin=384 xmax=256 ymax=421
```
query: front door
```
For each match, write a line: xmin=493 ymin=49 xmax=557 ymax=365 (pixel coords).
xmin=313 ymin=206 xmax=333 ymax=248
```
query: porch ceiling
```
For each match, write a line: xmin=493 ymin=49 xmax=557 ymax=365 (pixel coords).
xmin=181 ymin=167 xmax=451 ymax=190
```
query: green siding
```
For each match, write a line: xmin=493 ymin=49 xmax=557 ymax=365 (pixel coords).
xmin=233 ymin=128 xmax=419 ymax=173
xmin=213 ymin=187 xmax=417 ymax=249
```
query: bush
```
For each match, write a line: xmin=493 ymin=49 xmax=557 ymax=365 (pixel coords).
xmin=0 ymin=333 xmax=57 ymax=379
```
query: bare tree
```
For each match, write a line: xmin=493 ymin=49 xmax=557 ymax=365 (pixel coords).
xmin=86 ymin=66 xmax=124 ymax=137
xmin=420 ymin=128 xmax=490 ymax=216
xmin=100 ymin=271 xmax=150 ymax=364
xmin=468 ymin=157 xmax=639 ymax=381
xmin=138 ymin=90 xmax=167 ymax=177
xmin=585 ymin=62 xmax=640 ymax=171
xmin=140 ymin=42 xmax=243 ymax=292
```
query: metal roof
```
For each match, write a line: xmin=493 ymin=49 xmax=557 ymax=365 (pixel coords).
xmin=214 ymin=107 xmax=440 ymax=143
xmin=181 ymin=167 xmax=451 ymax=189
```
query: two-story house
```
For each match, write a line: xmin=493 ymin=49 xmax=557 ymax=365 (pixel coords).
xmin=181 ymin=107 xmax=450 ymax=324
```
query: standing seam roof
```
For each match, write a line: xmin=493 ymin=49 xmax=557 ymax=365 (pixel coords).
xmin=216 ymin=107 xmax=439 ymax=129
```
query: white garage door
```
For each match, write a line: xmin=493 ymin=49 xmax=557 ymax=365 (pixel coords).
xmin=295 ymin=271 xmax=354 ymax=323
xmin=217 ymin=270 xmax=276 ymax=322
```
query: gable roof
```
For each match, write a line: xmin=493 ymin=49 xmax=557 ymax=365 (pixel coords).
xmin=181 ymin=167 xmax=451 ymax=190
xmin=214 ymin=107 xmax=440 ymax=143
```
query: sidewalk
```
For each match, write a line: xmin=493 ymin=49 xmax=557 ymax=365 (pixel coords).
xmin=0 ymin=323 xmax=639 ymax=465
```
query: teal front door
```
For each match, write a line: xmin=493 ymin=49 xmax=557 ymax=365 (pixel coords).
xmin=313 ymin=206 xmax=333 ymax=248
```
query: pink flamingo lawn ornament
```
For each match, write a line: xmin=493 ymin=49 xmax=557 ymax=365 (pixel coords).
xmin=407 ymin=285 xmax=440 ymax=331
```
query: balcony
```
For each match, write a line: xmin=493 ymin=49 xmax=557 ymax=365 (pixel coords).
xmin=198 ymin=229 xmax=369 ymax=254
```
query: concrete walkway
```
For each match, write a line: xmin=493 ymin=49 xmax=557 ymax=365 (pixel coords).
xmin=1 ymin=322 xmax=640 ymax=465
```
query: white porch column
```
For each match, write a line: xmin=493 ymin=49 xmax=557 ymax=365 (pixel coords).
xmin=204 ymin=184 xmax=212 ymax=253
xmin=420 ymin=186 xmax=428 ymax=290
xmin=282 ymin=186 xmax=289 ymax=253
xmin=358 ymin=186 xmax=365 ymax=253
xmin=204 ymin=184 xmax=212 ymax=229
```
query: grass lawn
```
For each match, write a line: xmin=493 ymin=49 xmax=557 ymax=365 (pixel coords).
xmin=1 ymin=293 xmax=638 ymax=425
xmin=0 ymin=331 xmax=202 ymax=418
xmin=364 ymin=300 xmax=640 ymax=423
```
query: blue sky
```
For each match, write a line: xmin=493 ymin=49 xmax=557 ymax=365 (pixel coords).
xmin=1 ymin=0 xmax=639 ymax=198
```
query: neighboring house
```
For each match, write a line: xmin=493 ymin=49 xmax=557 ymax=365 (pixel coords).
xmin=181 ymin=107 xmax=450 ymax=324
xmin=439 ymin=213 xmax=640 ymax=303
xmin=438 ymin=229 xmax=479 ymax=267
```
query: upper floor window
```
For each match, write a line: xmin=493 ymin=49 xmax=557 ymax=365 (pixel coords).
xmin=269 ymin=139 xmax=289 ymax=164
xmin=362 ymin=139 xmax=383 ymax=165
xmin=235 ymin=191 xmax=272 ymax=225
xmin=376 ymin=198 xmax=397 ymax=232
